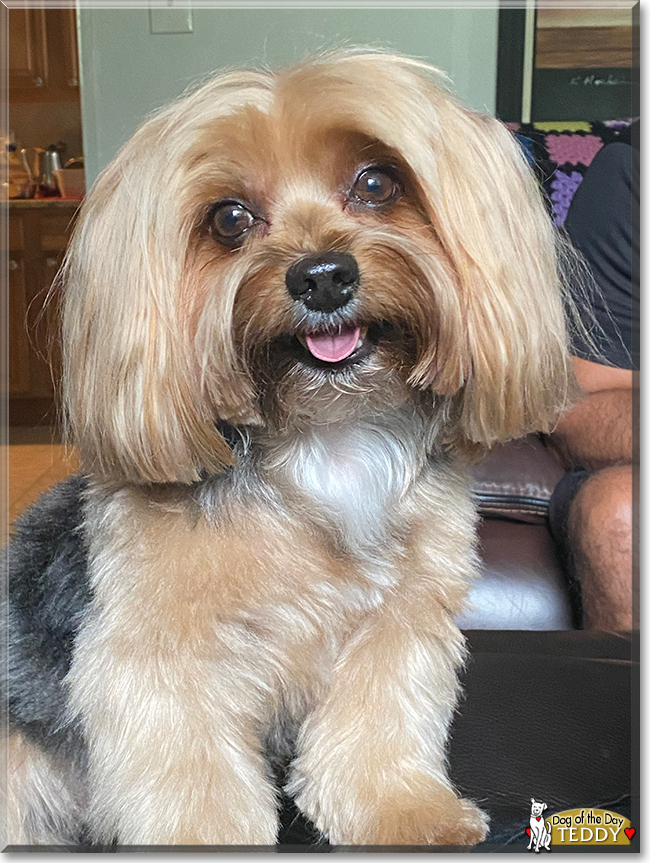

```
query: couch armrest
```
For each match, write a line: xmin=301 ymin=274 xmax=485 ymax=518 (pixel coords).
xmin=463 ymin=436 xmax=575 ymax=631
xmin=471 ymin=435 xmax=565 ymax=524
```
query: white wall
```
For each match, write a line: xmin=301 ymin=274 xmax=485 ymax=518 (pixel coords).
xmin=78 ymin=6 xmax=499 ymax=184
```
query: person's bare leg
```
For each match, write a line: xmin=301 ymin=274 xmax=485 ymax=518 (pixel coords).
xmin=568 ymin=465 xmax=634 ymax=630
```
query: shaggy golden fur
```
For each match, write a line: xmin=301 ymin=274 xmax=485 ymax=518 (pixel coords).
xmin=7 ymin=50 xmax=579 ymax=846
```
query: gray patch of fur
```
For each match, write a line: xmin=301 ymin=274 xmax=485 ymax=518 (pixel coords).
xmin=3 ymin=475 xmax=90 ymax=765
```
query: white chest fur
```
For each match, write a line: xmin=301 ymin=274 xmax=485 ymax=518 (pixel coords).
xmin=267 ymin=412 xmax=427 ymax=554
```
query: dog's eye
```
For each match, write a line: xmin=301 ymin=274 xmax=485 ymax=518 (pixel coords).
xmin=352 ymin=167 xmax=401 ymax=206
xmin=207 ymin=200 xmax=256 ymax=245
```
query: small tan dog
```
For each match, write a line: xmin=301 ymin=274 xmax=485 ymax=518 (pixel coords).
xmin=6 ymin=51 xmax=578 ymax=847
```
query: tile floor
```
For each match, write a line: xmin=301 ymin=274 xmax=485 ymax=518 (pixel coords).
xmin=3 ymin=426 xmax=79 ymax=544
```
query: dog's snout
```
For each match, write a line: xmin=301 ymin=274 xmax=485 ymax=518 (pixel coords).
xmin=285 ymin=253 xmax=359 ymax=313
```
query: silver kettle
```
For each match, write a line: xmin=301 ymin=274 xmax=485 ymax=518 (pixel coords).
xmin=21 ymin=144 xmax=62 ymax=196
xmin=40 ymin=144 xmax=62 ymax=196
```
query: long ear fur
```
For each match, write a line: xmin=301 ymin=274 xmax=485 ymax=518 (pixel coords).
xmin=61 ymin=72 xmax=272 ymax=483
xmin=415 ymin=103 xmax=579 ymax=445
xmin=398 ymin=61 xmax=578 ymax=444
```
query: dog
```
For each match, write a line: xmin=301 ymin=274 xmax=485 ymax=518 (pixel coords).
xmin=528 ymin=799 xmax=552 ymax=852
xmin=3 ymin=50 xmax=579 ymax=847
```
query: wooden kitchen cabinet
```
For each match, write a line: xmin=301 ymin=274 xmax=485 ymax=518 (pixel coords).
xmin=7 ymin=202 xmax=79 ymax=425
xmin=9 ymin=6 xmax=79 ymax=103
xmin=8 ymin=257 xmax=30 ymax=396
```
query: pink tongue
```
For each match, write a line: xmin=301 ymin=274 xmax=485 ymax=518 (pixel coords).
xmin=305 ymin=326 xmax=361 ymax=363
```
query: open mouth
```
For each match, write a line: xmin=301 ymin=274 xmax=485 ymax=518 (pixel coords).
xmin=296 ymin=324 xmax=372 ymax=366
xmin=260 ymin=322 xmax=407 ymax=374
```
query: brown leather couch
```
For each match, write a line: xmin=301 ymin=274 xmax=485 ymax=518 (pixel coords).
xmin=461 ymin=434 xmax=574 ymax=630
xmin=451 ymin=439 xmax=636 ymax=848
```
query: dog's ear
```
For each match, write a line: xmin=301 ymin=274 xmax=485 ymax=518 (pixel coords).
xmin=60 ymin=76 xmax=267 ymax=483
xmin=380 ymin=61 xmax=579 ymax=445
xmin=542 ymin=804 xmax=547 ymax=812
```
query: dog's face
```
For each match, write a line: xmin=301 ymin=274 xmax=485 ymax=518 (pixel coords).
xmin=530 ymin=800 xmax=547 ymax=818
xmin=62 ymin=52 xmax=577 ymax=483
xmin=189 ymin=111 xmax=446 ymax=430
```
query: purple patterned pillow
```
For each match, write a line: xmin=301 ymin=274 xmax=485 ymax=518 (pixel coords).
xmin=506 ymin=119 xmax=634 ymax=226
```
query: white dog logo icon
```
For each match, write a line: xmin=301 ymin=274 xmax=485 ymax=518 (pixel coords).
xmin=528 ymin=798 xmax=552 ymax=852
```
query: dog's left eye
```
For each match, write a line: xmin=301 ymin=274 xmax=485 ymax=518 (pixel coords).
xmin=207 ymin=200 xmax=257 ymax=246
xmin=351 ymin=167 xmax=401 ymax=206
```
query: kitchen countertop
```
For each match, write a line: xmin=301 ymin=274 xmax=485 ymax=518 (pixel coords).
xmin=7 ymin=198 xmax=82 ymax=209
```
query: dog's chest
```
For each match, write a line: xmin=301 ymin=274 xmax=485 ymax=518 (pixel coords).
xmin=269 ymin=420 xmax=423 ymax=553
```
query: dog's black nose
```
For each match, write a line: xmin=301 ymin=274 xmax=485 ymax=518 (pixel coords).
xmin=285 ymin=253 xmax=359 ymax=312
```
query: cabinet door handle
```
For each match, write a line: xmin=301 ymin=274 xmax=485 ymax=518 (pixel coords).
xmin=9 ymin=259 xmax=19 ymax=271
xmin=45 ymin=257 xmax=59 ymax=268
xmin=68 ymin=77 xmax=79 ymax=87
xmin=33 ymin=76 xmax=44 ymax=87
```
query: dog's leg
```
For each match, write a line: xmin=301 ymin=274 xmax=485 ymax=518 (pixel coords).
xmin=288 ymin=470 xmax=488 ymax=846
xmin=3 ymin=732 xmax=86 ymax=847
xmin=63 ymin=489 xmax=283 ymax=847
xmin=66 ymin=617 xmax=279 ymax=847
xmin=289 ymin=601 xmax=487 ymax=846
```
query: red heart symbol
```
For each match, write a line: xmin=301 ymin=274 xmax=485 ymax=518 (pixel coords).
xmin=526 ymin=828 xmax=531 ymax=836
xmin=625 ymin=828 xmax=635 ymax=840
xmin=536 ymin=816 xmax=542 ymax=821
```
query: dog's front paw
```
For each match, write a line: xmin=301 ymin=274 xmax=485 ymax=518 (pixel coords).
xmin=293 ymin=770 xmax=488 ymax=847
xmin=368 ymin=790 xmax=489 ymax=846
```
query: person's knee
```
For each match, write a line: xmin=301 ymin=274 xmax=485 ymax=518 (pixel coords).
xmin=570 ymin=465 xmax=632 ymax=547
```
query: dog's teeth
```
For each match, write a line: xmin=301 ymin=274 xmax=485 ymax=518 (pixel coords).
xmin=356 ymin=339 xmax=363 ymax=349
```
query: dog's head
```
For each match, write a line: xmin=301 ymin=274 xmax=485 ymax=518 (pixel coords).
xmin=530 ymin=799 xmax=548 ymax=818
xmin=62 ymin=51 xmax=577 ymax=483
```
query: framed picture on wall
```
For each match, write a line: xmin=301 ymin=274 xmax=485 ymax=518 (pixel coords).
xmin=496 ymin=1 xmax=639 ymax=123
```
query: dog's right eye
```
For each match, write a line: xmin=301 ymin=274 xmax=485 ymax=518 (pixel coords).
xmin=207 ymin=200 xmax=257 ymax=246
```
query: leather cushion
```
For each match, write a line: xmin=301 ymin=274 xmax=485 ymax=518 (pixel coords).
xmin=455 ymin=519 xmax=575 ymax=630
xmin=449 ymin=631 xmax=636 ymax=845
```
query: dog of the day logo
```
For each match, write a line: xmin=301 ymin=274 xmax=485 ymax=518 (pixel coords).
xmin=527 ymin=799 xmax=551 ymax=852
xmin=526 ymin=802 xmax=635 ymax=849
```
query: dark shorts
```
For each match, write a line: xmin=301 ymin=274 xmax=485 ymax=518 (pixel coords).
xmin=548 ymin=468 xmax=592 ymax=628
